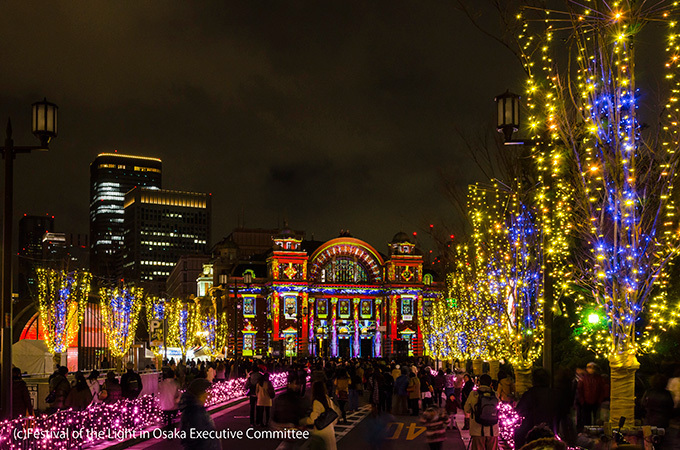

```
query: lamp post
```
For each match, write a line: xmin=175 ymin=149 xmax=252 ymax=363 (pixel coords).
xmin=494 ymin=90 xmax=552 ymax=377
xmin=1 ymin=99 xmax=58 ymax=419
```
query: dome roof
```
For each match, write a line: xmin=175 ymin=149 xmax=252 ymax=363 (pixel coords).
xmin=390 ymin=231 xmax=413 ymax=244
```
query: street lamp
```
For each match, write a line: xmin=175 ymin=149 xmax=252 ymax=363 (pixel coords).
xmin=495 ymin=90 xmax=521 ymax=144
xmin=1 ymin=98 xmax=58 ymax=419
xmin=494 ymin=90 xmax=552 ymax=377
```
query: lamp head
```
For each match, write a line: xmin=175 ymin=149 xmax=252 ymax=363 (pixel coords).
xmin=32 ymin=98 xmax=58 ymax=149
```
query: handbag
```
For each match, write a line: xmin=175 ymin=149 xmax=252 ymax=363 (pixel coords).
xmin=314 ymin=402 xmax=339 ymax=430
xmin=45 ymin=390 xmax=57 ymax=403
xmin=421 ymin=391 xmax=432 ymax=399
xmin=98 ymin=389 xmax=108 ymax=401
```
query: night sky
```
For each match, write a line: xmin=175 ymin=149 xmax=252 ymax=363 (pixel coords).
xmin=0 ymin=1 xmax=524 ymax=252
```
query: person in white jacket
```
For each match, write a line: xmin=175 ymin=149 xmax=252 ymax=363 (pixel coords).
xmin=87 ymin=370 xmax=102 ymax=405
xmin=303 ymin=381 xmax=340 ymax=450
xmin=158 ymin=368 xmax=181 ymax=429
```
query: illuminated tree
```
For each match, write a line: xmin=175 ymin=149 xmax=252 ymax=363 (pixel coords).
xmin=518 ymin=0 xmax=680 ymax=422
xmin=424 ymin=181 xmax=544 ymax=393
xmin=166 ymin=298 xmax=197 ymax=358
xmin=35 ymin=268 xmax=92 ymax=355
xmin=194 ymin=296 xmax=229 ymax=358
xmin=145 ymin=296 xmax=167 ymax=356
xmin=100 ymin=286 xmax=144 ymax=359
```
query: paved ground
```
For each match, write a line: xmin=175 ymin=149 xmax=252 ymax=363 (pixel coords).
xmin=123 ymin=395 xmax=467 ymax=450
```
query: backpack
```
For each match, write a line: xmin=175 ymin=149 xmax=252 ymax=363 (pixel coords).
xmin=474 ymin=390 xmax=499 ymax=426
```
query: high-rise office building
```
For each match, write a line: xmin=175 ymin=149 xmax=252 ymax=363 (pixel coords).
xmin=42 ymin=232 xmax=89 ymax=270
xmin=89 ymin=153 xmax=162 ymax=278
xmin=123 ymin=187 xmax=211 ymax=293
xmin=17 ymin=214 xmax=55 ymax=299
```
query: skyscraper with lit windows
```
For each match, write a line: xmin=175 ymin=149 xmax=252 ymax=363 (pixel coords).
xmin=89 ymin=153 xmax=162 ymax=278
xmin=123 ymin=187 xmax=211 ymax=293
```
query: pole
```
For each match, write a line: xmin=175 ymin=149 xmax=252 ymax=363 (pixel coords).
xmin=233 ymin=278 xmax=237 ymax=358
xmin=1 ymin=121 xmax=14 ymax=420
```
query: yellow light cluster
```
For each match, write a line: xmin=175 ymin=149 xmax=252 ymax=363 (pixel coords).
xmin=36 ymin=268 xmax=92 ymax=354
xmin=516 ymin=0 xmax=680 ymax=357
xmin=99 ymin=286 xmax=144 ymax=358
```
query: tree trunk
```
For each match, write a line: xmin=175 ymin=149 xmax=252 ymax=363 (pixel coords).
xmin=608 ymin=353 xmax=639 ymax=426
xmin=515 ymin=363 xmax=532 ymax=397
xmin=472 ymin=359 xmax=484 ymax=376
xmin=489 ymin=360 xmax=500 ymax=380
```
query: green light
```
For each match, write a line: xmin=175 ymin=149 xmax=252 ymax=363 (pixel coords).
xmin=588 ymin=312 xmax=600 ymax=324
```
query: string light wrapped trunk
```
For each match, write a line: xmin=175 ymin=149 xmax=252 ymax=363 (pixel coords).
xmin=517 ymin=0 xmax=680 ymax=422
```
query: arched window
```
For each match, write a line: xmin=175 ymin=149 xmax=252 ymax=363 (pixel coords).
xmin=322 ymin=257 xmax=368 ymax=283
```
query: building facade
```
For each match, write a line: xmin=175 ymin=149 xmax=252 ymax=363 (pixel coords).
xmin=123 ymin=187 xmax=211 ymax=292
xmin=208 ymin=229 xmax=439 ymax=358
xmin=89 ymin=153 xmax=162 ymax=279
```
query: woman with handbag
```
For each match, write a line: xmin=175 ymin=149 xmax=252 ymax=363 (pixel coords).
xmin=303 ymin=381 xmax=340 ymax=450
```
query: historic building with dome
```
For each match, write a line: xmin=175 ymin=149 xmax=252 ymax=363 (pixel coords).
xmin=200 ymin=227 xmax=442 ymax=359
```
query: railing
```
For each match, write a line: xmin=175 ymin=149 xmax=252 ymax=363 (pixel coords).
xmin=0 ymin=371 xmax=291 ymax=450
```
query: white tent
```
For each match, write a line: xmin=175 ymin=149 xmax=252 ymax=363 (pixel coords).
xmin=13 ymin=339 xmax=54 ymax=375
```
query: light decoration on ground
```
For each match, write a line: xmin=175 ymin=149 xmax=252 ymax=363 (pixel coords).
xmin=0 ymin=371 xmax=297 ymax=449
xmin=35 ymin=268 xmax=92 ymax=354
xmin=516 ymin=0 xmax=680 ymax=423
xmin=498 ymin=402 xmax=522 ymax=448
xmin=100 ymin=286 xmax=144 ymax=358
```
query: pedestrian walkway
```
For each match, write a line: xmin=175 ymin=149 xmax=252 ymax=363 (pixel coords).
xmin=334 ymin=404 xmax=372 ymax=441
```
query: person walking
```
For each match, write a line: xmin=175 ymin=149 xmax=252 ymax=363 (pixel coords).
xmin=420 ymin=405 xmax=449 ymax=450
xmin=101 ymin=371 xmax=123 ymax=404
xmin=65 ymin=371 xmax=93 ymax=410
xmin=47 ymin=365 xmax=70 ymax=412
xmin=408 ymin=372 xmax=421 ymax=416
xmin=86 ymin=370 xmax=102 ymax=405
xmin=256 ymin=373 xmax=275 ymax=426
xmin=180 ymin=378 xmax=220 ymax=450
xmin=461 ymin=373 xmax=474 ymax=430
xmin=120 ymin=362 xmax=143 ymax=400
xmin=433 ymin=369 xmax=446 ymax=407
xmin=159 ymin=369 xmax=181 ymax=429
xmin=576 ymin=362 xmax=606 ymax=430
xmin=496 ymin=370 xmax=515 ymax=404
xmin=302 ymin=381 xmax=340 ymax=450
xmin=394 ymin=367 xmax=410 ymax=415
xmin=464 ymin=374 xmax=499 ymax=450
xmin=514 ymin=368 xmax=560 ymax=449
xmin=419 ymin=369 xmax=434 ymax=409
xmin=12 ymin=367 xmax=33 ymax=418
xmin=334 ymin=368 xmax=350 ymax=424
xmin=245 ymin=364 xmax=262 ymax=426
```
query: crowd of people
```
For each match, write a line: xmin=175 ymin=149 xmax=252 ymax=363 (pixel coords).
xmin=9 ymin=356 xmax=680 ymax=450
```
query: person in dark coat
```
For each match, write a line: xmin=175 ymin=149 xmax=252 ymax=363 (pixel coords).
xmin=514 ymin=368 xmax=561 ymax=449
xmin=271 ymin=374 xmax=309 ymax=429
xmin=180 ymin=378 xmax=220 ymax=450
xmin=102 ymin=371 xmax=123 ymax=404
xmin=642 ymin=373 xmax=674 ymax=429
xmin=65 ymin=371 xmax=93 ymax=410
xmin=245 ymin=365 xmax=262 ymax=426
xmin=48 ymin=365 xmax=70 ymax=412
xmin=120 ymin=362 xmax=143 ymax=399
xmin=461 ymin=373 xmax=474 ymax=430
xmin=12 ymin=367 xmax=33 ymax=418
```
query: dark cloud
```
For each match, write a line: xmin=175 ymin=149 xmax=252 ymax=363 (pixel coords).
xmin=0 ymin=0 xmax=525 ymax=250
